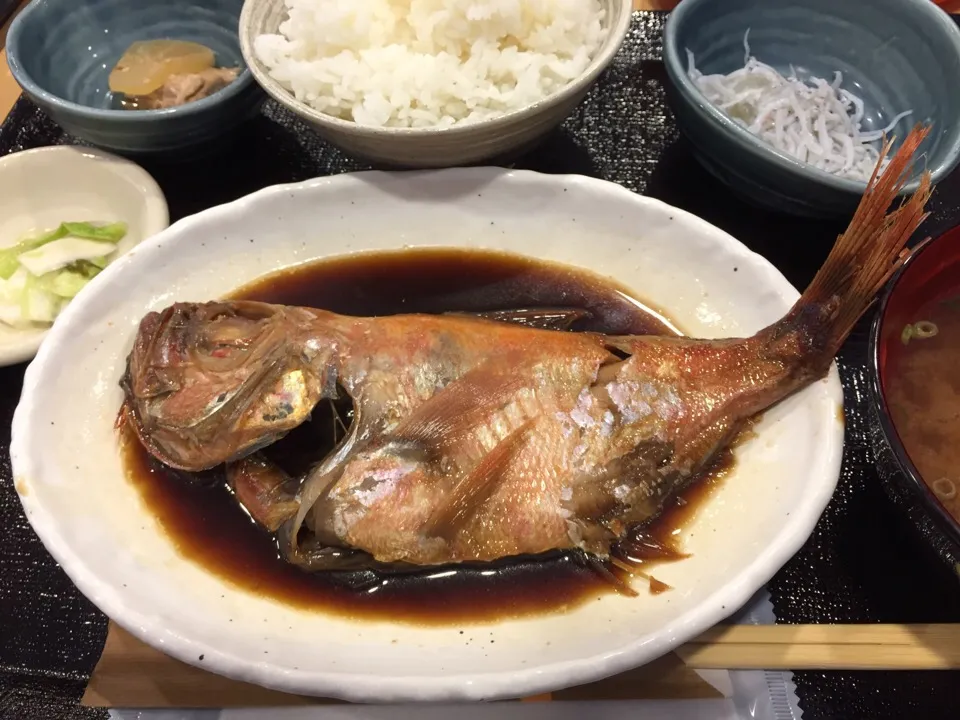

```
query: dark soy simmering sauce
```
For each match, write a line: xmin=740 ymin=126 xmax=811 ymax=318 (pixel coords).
xmin=121 ymin=248 xmax=734 ymax=624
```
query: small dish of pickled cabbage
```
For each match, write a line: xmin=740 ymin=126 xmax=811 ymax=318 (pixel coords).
xmin=0 ymin=145 xmax=168 ymax=366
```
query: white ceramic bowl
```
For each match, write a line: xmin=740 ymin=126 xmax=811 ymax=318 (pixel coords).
xmin=0 ymin=146 xmax=169 ymax=366
xmin=239 ymin=0 xmax=633 ymax=167
xmin=10 ymin=169 xmax=843 ymax=702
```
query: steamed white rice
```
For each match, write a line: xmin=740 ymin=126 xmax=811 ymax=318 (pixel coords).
xmin=254 ymin=0 xmax=609 ymax=128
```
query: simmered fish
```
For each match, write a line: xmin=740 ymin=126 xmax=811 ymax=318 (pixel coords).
xmin=120 ymin=126 xmax=933 ymax=583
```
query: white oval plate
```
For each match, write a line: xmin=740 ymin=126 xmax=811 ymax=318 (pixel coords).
xmin=0 ymin=146 xmax=169 ymax=366
xmin=10 ymin=168 xmax=843 ymax=703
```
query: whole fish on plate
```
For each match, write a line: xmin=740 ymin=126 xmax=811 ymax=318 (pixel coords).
xmin=120 ymin=126 xmax=933 ymax=590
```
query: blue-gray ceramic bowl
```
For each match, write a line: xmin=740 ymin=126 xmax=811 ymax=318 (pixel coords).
xmin=6 ymin=0 xmax=265 ymax=156
xmin=663 ymin=0 xmax=960 ymax=218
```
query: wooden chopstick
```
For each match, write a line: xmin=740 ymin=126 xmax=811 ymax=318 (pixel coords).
xmin=677 ymin=624 xmax=960 ymax=670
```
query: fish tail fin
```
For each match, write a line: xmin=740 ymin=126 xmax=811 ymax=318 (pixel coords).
xmin=791 ymin=123 xmax=933 ymax=355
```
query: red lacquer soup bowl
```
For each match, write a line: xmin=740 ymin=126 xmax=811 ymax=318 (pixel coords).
xmin=869 ymin=224 xmax=960 ymax=573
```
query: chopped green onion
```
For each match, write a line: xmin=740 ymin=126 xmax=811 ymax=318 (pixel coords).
xmin=901 ymin=321 xmax=939 ymax=344
xmin=914 ymin=321 xmax=938 ymax=339
xmin=933 ymin=477 xmax=957 ymax=501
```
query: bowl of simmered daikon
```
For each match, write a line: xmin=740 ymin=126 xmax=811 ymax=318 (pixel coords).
xmin=5 ymin=0 xmax=264 ymax=155
xmin=662 ymin=0 xmax=960 ymax=218
xmin=869 ymin=225 xmax=960 ymax=575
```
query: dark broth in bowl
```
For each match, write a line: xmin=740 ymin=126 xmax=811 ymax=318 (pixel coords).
xmin=882 ymin=262 xmax=960 ymax=524
xmin=120 ymin=248 xmax=741 ymax=624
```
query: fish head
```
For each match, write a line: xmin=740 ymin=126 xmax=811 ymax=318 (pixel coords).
xmin=120 ymin=300 xmax=338 ymax=471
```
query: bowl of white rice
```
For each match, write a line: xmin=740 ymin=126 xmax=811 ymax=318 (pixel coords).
xmin=239 ymin=0 xmax=632 ymax=167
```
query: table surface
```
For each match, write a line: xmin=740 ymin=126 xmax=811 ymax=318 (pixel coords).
xmin=0 ymin=0 xmax=681 ymax=121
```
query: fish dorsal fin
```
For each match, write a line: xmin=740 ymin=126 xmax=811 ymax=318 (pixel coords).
xmin=390 ymin=358 xmax=528 ymax=458
xmin=423 ymin=418 xmax=535 ymax=540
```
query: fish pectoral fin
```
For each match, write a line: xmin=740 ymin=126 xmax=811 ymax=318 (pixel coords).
xmin=390 ymin=359 xmax=528 ymax=459
xmin=445 ymin=307 xmax=592 ymax=331
xmin=422 ymin=419 xmax=535 ymax=541
xmin=277 ymin=528 xmax=432 ymax=579
xmin=278 ymin=529 xmax=372 ymax=572
xmin=225 ymin=453 xmax=299 ymax=532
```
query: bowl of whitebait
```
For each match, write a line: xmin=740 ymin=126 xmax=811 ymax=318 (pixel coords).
xmin=662 ymin=0 xmax=960 ymax=218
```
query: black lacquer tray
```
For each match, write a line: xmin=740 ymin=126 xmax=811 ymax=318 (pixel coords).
xmin=1 ymin=12 xmax=959 ymax=720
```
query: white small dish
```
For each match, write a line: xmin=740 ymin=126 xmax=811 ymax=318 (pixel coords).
xmin=0 ymin=145 xmax=169 ymax=366
xmin=10 ymin=169 xmax=843 ymax=702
